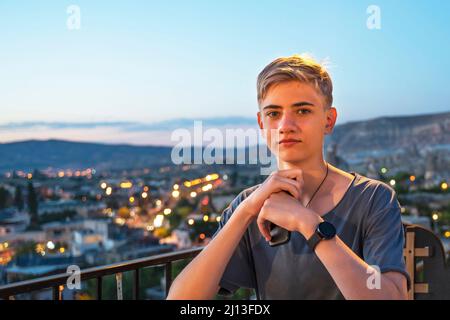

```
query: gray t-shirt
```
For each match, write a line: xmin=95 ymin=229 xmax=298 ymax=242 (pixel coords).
xmin=213 ymin=172 xmax=410 ymax=299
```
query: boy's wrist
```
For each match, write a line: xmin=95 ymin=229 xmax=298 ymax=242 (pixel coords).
xmin=296 ymin=210 xmax=323 ymax=240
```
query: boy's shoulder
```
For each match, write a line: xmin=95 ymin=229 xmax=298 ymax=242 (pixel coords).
xmin=350 ymin=171 xmax=401 ymax=212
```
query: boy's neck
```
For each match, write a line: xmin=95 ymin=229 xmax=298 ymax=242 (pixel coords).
xmin=277 ymin=156 xmax=330 ymax=199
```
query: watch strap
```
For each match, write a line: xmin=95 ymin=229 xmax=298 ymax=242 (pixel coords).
xmin=307 ymin=231 xmax=322 ymax=251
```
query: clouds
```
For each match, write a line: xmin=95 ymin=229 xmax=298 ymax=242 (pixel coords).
xmin=0 ymin=117 xmax=257 ymax=146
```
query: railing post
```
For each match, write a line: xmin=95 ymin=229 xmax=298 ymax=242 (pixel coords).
xmin=53 ymin=285 xmax=63 ymax=300
xmin=133 ymin=269 xmax=140 ymax=300
xmin=165 ymin=262 xmax=172 ymax=297
xmin=97 ymin=276 xmax=103 ymax=300
xmin=115 ymin=273 xmax=123 ymax=300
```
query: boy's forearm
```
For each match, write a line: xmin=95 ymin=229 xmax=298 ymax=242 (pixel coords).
xmin=314 ymin=236 xmax=407 ymax=299
xmin=297 ymin=216 xmax=407 ymax=300
xmin=167 ymin=204 xmax=254 ymax=300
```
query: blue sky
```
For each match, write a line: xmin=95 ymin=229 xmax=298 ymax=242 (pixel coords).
xmin=0 ymin=0 xmax=449 ymax=143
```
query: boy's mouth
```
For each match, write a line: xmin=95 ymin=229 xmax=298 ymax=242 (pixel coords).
xmin=278 ymin=138 xmax=302 ymax=146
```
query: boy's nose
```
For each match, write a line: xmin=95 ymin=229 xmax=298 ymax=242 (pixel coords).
xmin=278 ymin=114 xmax=297 ymax=134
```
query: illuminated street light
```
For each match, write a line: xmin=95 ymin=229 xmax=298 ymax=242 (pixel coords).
xmin=100 ymin=182 xmax=107 ymax=189
xmin=190 ymin=191 xmax=197 ymax=198
xmin=188 ymin=219 xmax=194 ymax=226
xmin=46 ymin=241 xmax=55 ymax=250
xmin=154 ymin=214 xmax=164 ymax=228
xmin=163 ymin=208 xmax=172 ymax=215
xmin=172 ymin=190 xmax=180 ymax=198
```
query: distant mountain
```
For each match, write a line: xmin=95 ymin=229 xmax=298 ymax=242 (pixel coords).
xmin=0 ymin=111 xmax=449 ymax=172
xmin=0 ymin=140 xmax=173 ymax=172
xmin=325 ymin=111 xmax=450 ymax=155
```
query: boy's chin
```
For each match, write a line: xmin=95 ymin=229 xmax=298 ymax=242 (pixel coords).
xmin=276 ymin=152 xmax=307 ymax=164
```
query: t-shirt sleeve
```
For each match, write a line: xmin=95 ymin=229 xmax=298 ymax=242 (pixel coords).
xmin=362 ymin=183 xmax=411 ymax=290
xmin=212 ymin=188 xmax=257 ymax=296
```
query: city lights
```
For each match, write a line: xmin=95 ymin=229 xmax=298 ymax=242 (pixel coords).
xmin=153 ymin=214 xmax=164 ymax=228
xmin=100 ymin=182 xmax=107 ymax=189
xmin=190 ymin=191 xmax=197 ymax=198
xmin=163 ymin=208 xmax=172 ymax=215
xmin=120 ymin=181 xmax=133 ymax=189
xmin=46 ymin=241 xmax=55 ymax=250
xmin=141 ymin=192 xmax=148 ymax=199
xmin=106 ymin=187 xmax=112 ymax=196
xmin=188 ymin=218 xmax=194 ymax=226
xmin=172 ymin=190 xmax=180 ymax=198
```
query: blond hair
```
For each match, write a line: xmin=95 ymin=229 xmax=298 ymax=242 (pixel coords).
xmin=257 ymin=54 xmax=333 ymax=108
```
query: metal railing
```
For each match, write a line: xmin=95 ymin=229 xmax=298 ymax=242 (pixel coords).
xmin=0 ymin=246 xmax=204 ymax=300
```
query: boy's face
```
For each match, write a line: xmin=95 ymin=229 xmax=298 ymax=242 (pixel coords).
xmin=257 ymin=81 xmax=336 ymax=164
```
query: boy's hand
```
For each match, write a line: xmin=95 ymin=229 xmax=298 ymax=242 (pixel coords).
xmin=241 ymin=169 xmax=304 ymax=219
xmin=256 ymin=191 xmax=322 ymax=241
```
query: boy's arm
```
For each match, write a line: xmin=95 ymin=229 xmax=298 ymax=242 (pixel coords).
xmin=303 ymin=224 xmax=408 ymax=300
xmin=167 ymin=169 xmax=304 ymax=300
xmin=257 ymin=191 xmax=408 ymax=300
xmin=166 ymin=203 xmax=253 ymax=300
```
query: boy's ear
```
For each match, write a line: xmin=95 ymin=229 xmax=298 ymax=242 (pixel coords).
xmin=324 ymin=107 xmax=337 ymax=135
xmin=257 ymin=111 xmax=264 ymax=130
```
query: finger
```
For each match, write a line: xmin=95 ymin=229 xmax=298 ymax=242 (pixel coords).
xmin=276 ymin=169 xmax=304 ymax=185
xmin=269 ymin=170 xmax=302 ymax=190
xmin=273 ymin=176 xmax=301 ymax=199
xmin=257 ymin=214 xmax=272 ymax=241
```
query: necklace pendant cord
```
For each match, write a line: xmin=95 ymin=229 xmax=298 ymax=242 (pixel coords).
xmin=305 ymin=162 xmax=329 ymax=208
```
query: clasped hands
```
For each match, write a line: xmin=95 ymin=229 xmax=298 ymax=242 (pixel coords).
xmin=241 ymin=169 xmax=323 ymax=241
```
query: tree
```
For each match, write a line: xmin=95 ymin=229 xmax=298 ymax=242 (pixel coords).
xmin=27 ymin=182 xmax=39 ymax=227
xmin=14 ymin=185 xmax=24 ymax=211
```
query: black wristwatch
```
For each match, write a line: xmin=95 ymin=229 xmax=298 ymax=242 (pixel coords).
xmin=307 ymin=221 xmax=336 ymax=251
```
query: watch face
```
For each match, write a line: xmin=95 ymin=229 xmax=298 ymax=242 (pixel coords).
xmin=318 ymin=221 xmax=336 ymax=239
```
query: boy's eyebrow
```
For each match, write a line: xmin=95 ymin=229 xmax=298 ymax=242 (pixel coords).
xmin=262 ymin=101 xmax=315 ymax=110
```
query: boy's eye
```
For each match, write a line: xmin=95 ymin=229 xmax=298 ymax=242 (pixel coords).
xmin=297 ymin=109 xmax=311 ymax=115
xmin=266 ymin=111 xmax=279 ymax=118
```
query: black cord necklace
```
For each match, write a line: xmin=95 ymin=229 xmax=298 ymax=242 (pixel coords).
xmin=305 ymin=162 xmax=329 ymax=208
